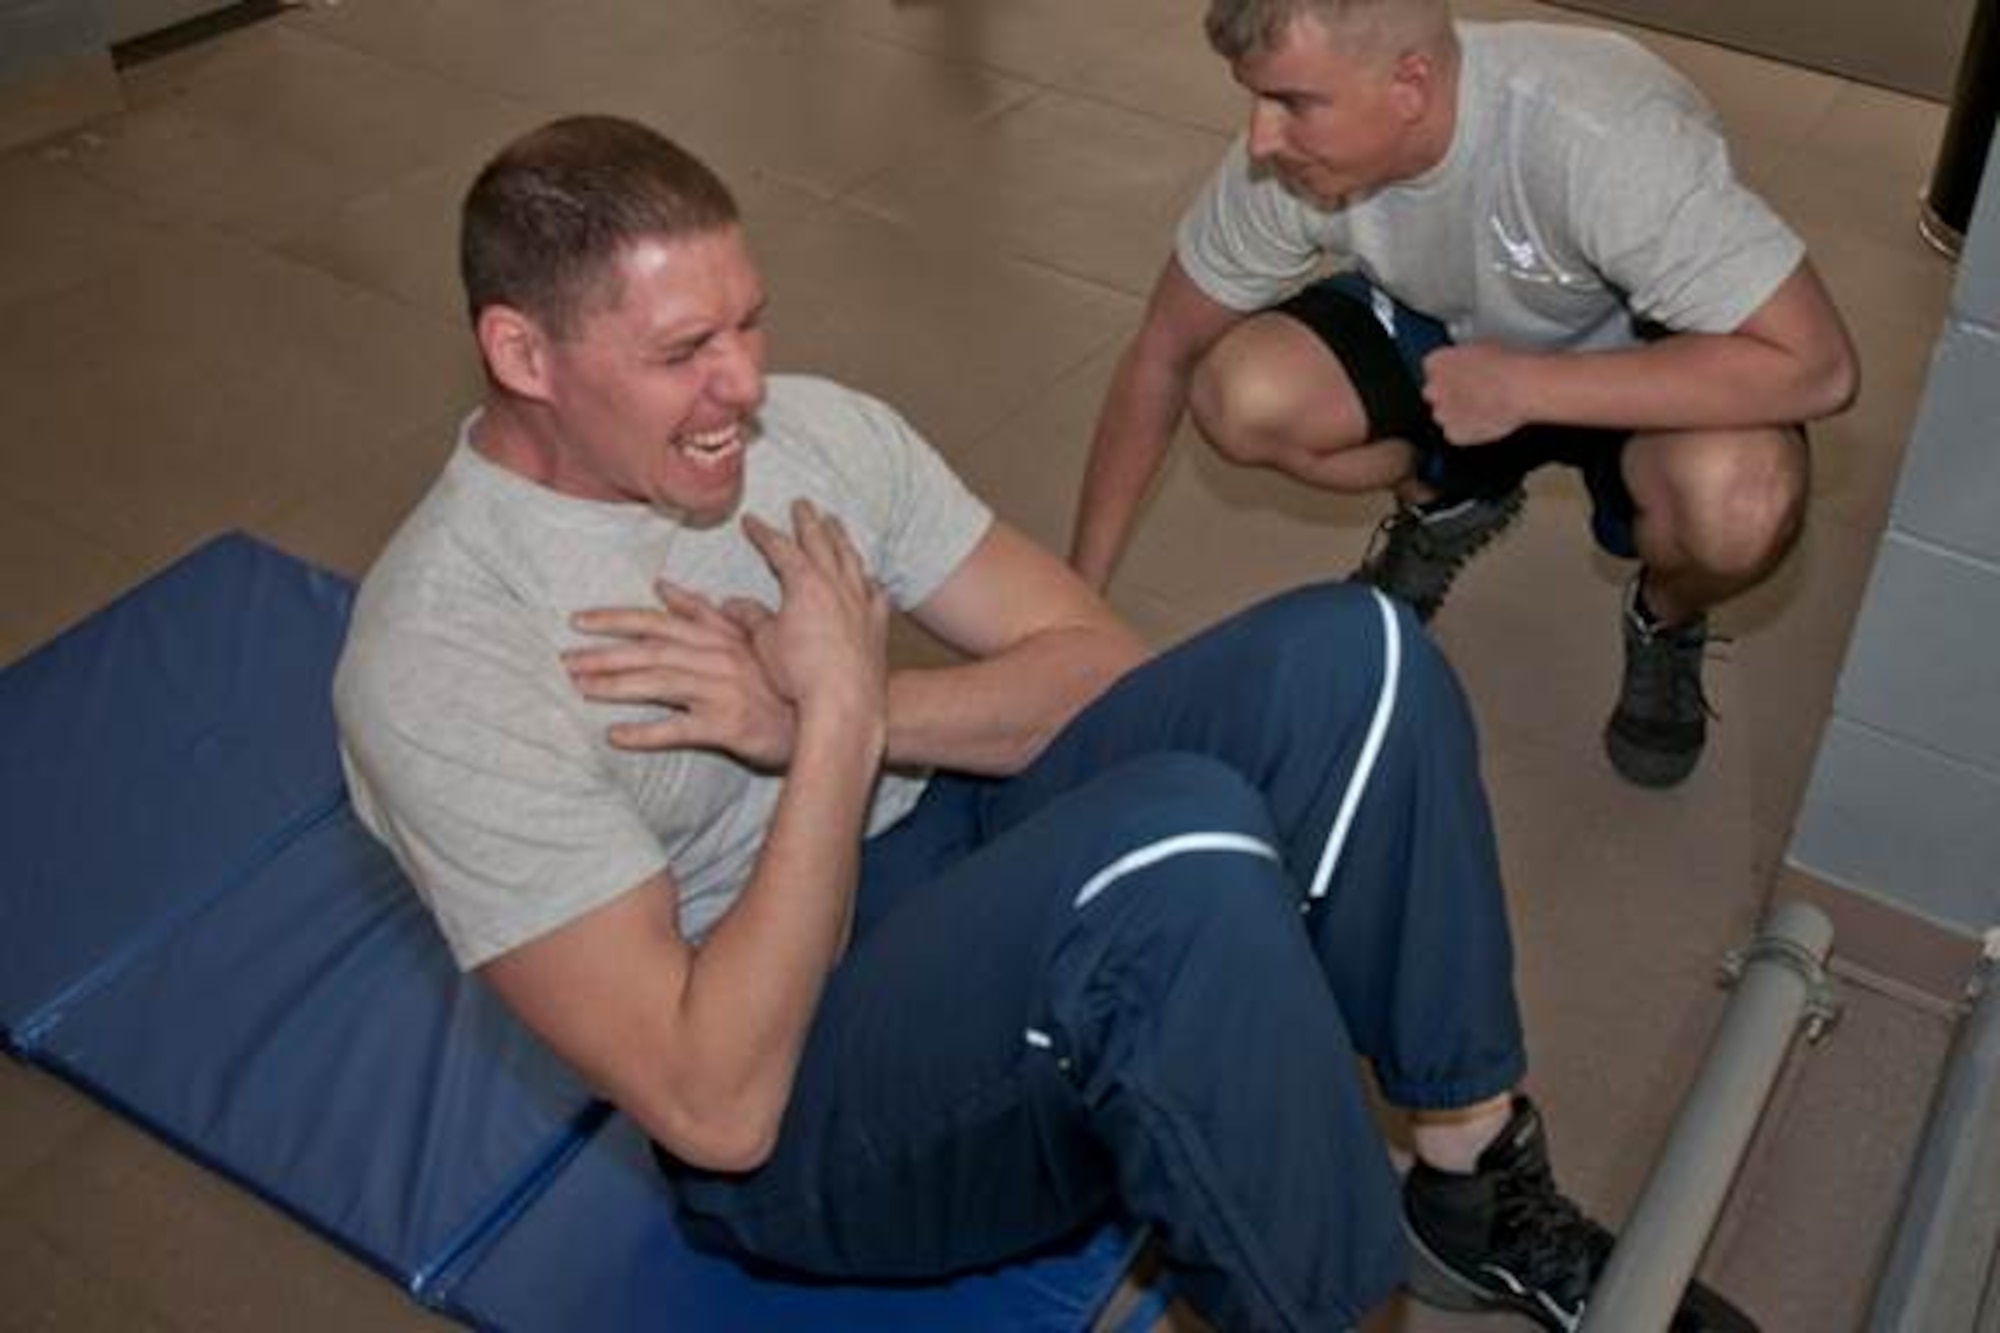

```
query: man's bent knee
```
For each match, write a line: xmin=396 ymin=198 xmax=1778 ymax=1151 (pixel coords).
xmin=1189 ymin=317 xmax=1369 ymax=467
xmin=1633 ymin=426 xmax=1807 ymax=577
xmin=1065 ymin=753 xmax=1278 ymax=868
xmin=1191 ymin=351 xmax=1302 ymax=465
xmin=1234 ymin=581 xmax=1444 ymax=688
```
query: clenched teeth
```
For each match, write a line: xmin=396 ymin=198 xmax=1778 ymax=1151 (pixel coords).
xmin=677 ymin=424 xmax=746 ymax=471
xmin=683 ymin=425 xmax=739 ymax=452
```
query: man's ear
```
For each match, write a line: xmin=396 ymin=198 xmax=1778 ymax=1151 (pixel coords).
xmin=476 ymin=305 xmax=553 ymax=401
xmin=1390 ymin=49 xmax=1434 ymax=120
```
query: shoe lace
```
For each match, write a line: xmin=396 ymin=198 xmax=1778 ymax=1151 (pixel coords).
xmin=1626 ymin=617 xmax=1731 ymax=724
xmin=1489 ymin=1154 xmax=1613 ymax=1303
xmin=1358 ymin=493 xmax=1521 ymax=609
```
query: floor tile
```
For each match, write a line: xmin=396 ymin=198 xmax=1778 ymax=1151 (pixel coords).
xmin=76 ymin=24 xmax=545 ymax=246
xmin=0 ymin=232 xmax=477 ymax=565
xmin=849 ymin=90 xmax=1227 ymax=297
xmin=283 ymin=0 xmax=764 ymax=108
xmin=1706 ymin=980 xmax=1953 ymax=1331
xmin=252 ymin=410 xmax=467 ymax=578
xmin=8 ymin=1118 xmax=455 ymax=1333
xmin=0 ymin=152 xmax=178 ymax=310
xmin=597 ymin=19 xmax=1037 ymax=200
xmin=929 ymin=341 xmax=1120 ymax=554
xmin=1057 ymin=14 xmax=1247 ymax=135
xmin=751 ymin=199 xmax=1136 ymax=449
xmin=0 ymin=1213 xmax=179 ymax=1333
xmin=795 ymin=0 xmax=1191 ymax=86
xmin=0 ymin=1064 xmax=111 ymax=1199
xmin=272 ymin=157 xmax=475 ymax=322
xmin=0 ymin=500 xmax=141 ymax=668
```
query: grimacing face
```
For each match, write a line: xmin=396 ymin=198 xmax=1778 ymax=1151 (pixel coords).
xmin=534 ymin=226 xmax=769 ymax=524
xmin=1231 ymin=15 xmax=1427 ymax=205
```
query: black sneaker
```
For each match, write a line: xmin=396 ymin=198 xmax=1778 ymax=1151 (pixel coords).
xmin=1604 ymin=580 xmax=1713 ymax=788
xmin=1352 ymin=487 xmax=1525 ymax=622
xmin=1403 ymin=1097 xmax=1756 ymax=1332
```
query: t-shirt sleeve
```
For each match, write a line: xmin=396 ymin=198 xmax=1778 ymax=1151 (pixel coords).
xmin=1174 ymin=135 xmax=1332 ymax=311
xmin=812 ymin=386 xmax=995 ymax=610
xmin=1570 ymin=95 xmax=1804 ymax=333
xmin=335 ymin=610 xmax=668 ymax=972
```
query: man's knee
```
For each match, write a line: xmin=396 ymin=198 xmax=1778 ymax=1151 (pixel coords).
xmin=1190 ymin=342 xmax=1302 ymax=465
xmin=1062 ymin=753 xmax=1294 ymax=926
xmin=1635 ymin=427 xmax=1808 ymax=576
xmin=1188 ymin=318 xmax=1369 ymax=468
xmin=1234 ymin=582 xmax=1457 ymax=703
xmin=1071 ymin=752 xmax=1275 ymax=856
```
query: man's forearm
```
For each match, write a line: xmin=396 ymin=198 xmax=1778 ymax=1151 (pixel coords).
xmin=669 ymin=699 xmax=885 ymax=1161
xmin=1433 ymin=262 xmax=1857 ymax=441
xmin=1071 ymin=258 xmax=1245 ymax=588
xmin=1503 ymin=330 xmax=1853 ymax=433
xmin=886 ymin=619 xmax=1147 ymax=776
xmin=1070 ymin=347 xmax=1189 ymax=587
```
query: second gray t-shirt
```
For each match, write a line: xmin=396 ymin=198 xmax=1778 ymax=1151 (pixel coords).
xmin=1178 ymin=21 xmax=1805 ymax=349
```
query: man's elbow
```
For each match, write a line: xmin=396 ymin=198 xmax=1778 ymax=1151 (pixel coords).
xmin=1794 ymin=330 xmax=1859 ymax=420
xmin=629 ymin=1089 xmax=784 ymax=1173
xmin=1009 ymin=625 xmax=1151 ymax=771
xmin=680 ymin=1118 xmax=781 ymax=1174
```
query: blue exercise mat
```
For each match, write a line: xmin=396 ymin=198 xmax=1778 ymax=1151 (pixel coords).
xmin=0 ymin=534 xmax=353 ymax=1044
xmin=440 ymin=1113 xmax=1147 ymax=1332
xmin=0 ymin=532 xmax=1150 ymax=1331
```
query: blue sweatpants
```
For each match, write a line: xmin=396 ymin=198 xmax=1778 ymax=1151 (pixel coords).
xmin=663 ymin=582 xmax=1526 ymax=1330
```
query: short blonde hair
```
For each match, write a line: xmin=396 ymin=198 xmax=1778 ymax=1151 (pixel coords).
xmin=1204 ymin=0 xmax=1451 ymax=62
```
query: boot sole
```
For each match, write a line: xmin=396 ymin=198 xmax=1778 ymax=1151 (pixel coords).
xmin=1402 ymin=1219 xmax=1573 ymax=1329
xmin=1603 ymin=719 xmax=1702 ymax=788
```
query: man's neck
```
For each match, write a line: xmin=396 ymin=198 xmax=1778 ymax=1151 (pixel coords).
xmin=471 ymin=398 xmax=564 ymax=491
xmin=1405 ymin=38 xmax=1462 ymax=179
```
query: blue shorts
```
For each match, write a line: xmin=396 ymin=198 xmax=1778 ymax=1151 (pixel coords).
xmin=1275 ymin=272 xmax=1641 ymax=559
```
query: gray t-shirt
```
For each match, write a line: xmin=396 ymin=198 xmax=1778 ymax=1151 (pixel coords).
xmin=1177 ymin=22 xmax=1805 ymax=349
xmin=335 ymin=375 xmax=993 ymax=970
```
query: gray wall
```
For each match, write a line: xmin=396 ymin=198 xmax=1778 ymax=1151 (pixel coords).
xmin=0 ymin=0 xmax=107 ymax=89
xmin=1789 ymin=133 xmax=2000 ymax=937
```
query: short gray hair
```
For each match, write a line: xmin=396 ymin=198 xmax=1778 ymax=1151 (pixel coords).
xmin=1204 ymin=0 xmax=1450 ymax=61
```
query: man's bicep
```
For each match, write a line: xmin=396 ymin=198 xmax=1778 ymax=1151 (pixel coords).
xmin=1139 ymin=255 xmax=1252 ymax=367
xmin=1732 ymin=259 xmax=1859 ymax=413
xmin=910 ymin=521 xmax=1137 ymax=661
xmin=480 ymin=870 xmax=695 ymax=1127
xmin=1576 ymin=103 xmax=1804 ymax=334
xmin=1734 ymin=260 xmax=1848 ymax=352
xmin=1174 ymin=136 xmax=1325 ymax=313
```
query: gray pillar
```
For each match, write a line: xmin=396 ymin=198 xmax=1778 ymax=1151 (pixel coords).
xmin=1867 ymin=953 xmax=2000 ymax=1330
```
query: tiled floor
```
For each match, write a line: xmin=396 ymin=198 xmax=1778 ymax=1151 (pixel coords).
xmin=0 ymin=1 xmax=1970 ymax=1329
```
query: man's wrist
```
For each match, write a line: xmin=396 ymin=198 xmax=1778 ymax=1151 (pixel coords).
xmin=794 ymin=692 xmax=887 ymax=767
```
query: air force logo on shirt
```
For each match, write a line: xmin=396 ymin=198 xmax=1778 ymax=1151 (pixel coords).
xmin=1488 ymin=213 xmax=1590 ymax=290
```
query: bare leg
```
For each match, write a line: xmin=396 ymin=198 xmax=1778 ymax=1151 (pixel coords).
xmin=1188 ymin=311 xmax=1418 ymax=493
xmin=1622 ymin=424 xmax=1809 ymax=624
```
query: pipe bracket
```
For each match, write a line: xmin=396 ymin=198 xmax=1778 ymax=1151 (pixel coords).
xmin=1717 ymin=934 xmax=1842 ymax=1043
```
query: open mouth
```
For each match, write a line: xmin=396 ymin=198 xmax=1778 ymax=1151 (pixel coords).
xmin=677 ymin=422 xmax=745 ymax=471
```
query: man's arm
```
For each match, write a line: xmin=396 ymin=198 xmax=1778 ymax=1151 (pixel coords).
xmin=1070 ymin=257 xmax=1245 ymax=589
xmin=565 ymin=520 xmax=1147 ymax=779
xmin=484 ymin=503 xmax=888 ymax=1173
xmin=1421 ymin=259 xmax=1859 ymax=445
xmin=889 ymin=519 xmax=1149 ymax=776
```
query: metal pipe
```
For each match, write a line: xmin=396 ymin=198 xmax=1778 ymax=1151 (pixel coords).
xmin=1918 ymin=0 xmax=1997 ymax=258
xmin=1577 ymin=900 xmax=1837 ymax=1333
